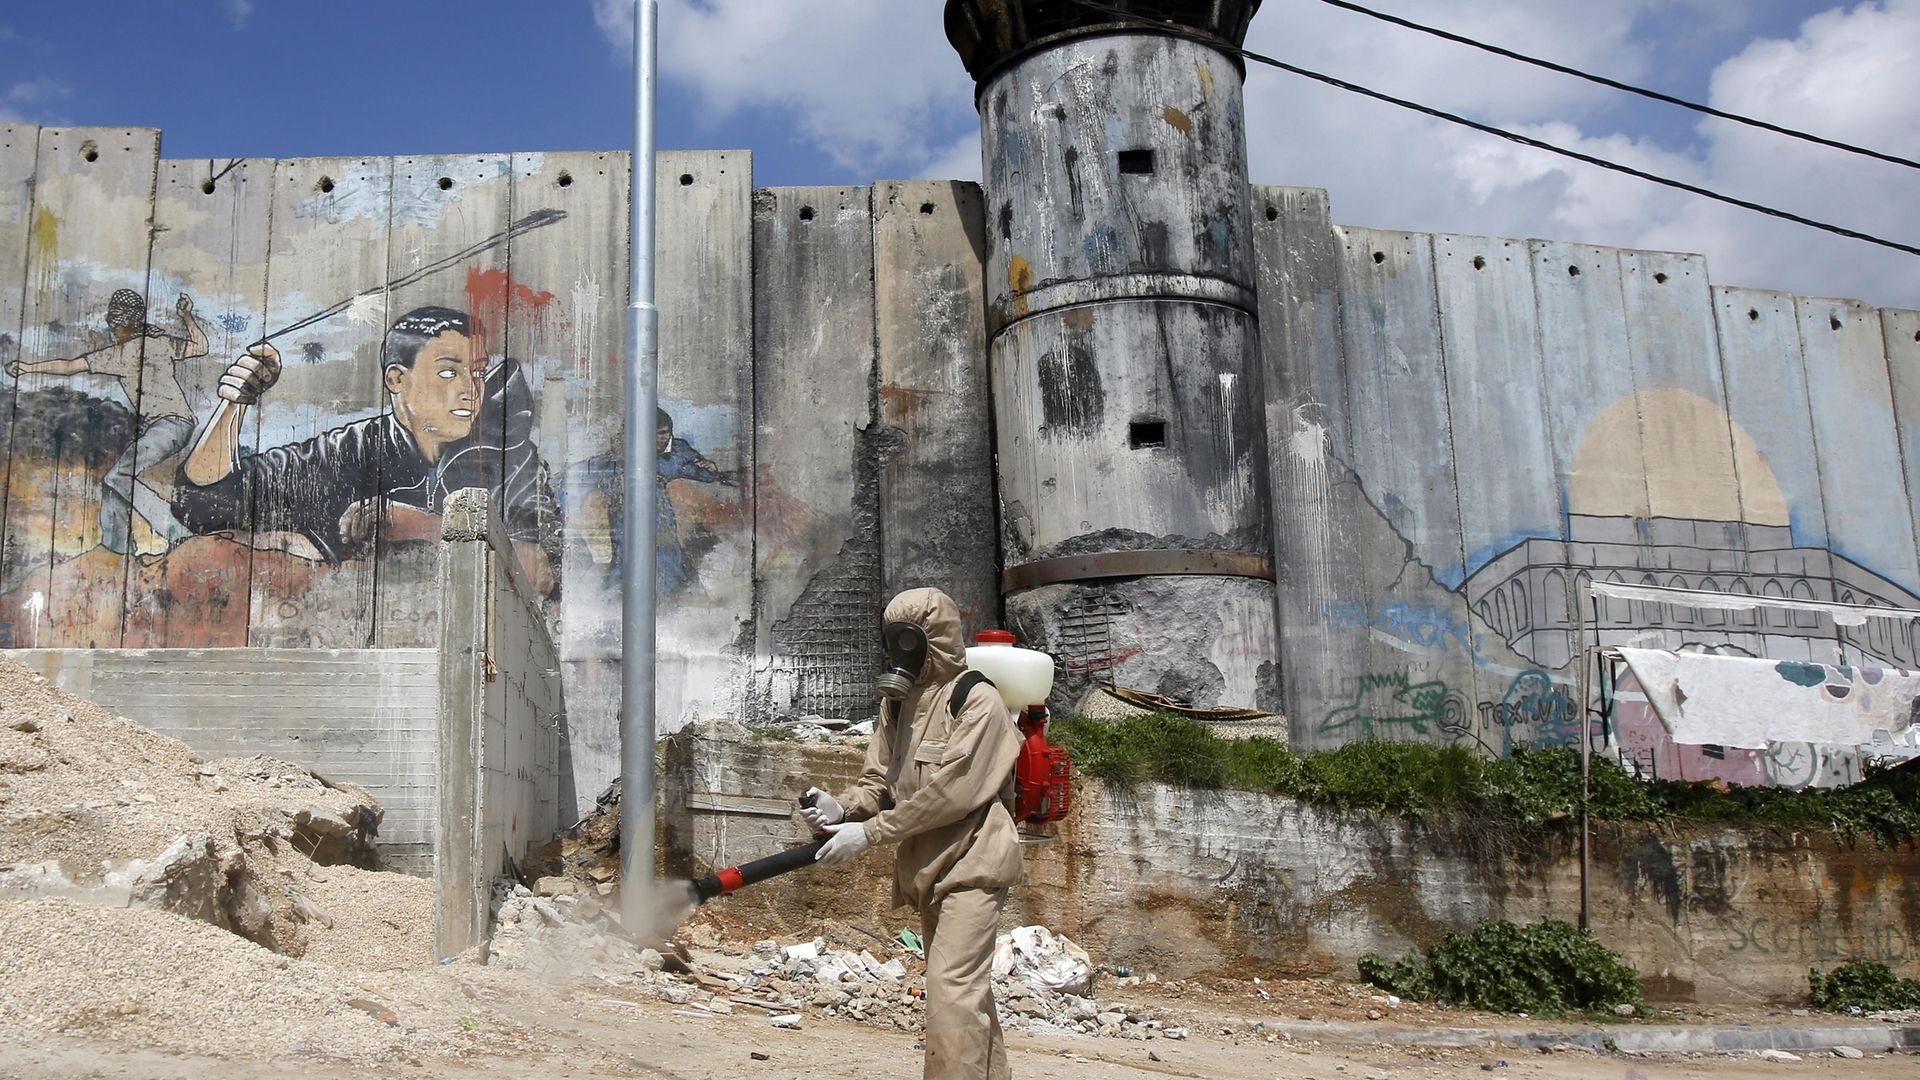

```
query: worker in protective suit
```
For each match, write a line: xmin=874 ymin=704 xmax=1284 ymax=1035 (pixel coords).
xmin=802 ymin=587 xmax=1025 ymax=1080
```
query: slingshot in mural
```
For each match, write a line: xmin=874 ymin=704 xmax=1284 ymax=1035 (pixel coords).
xmin=171 ymin=306 xmax=556 ymax=590
xmin=6 ymin=289 xmax=209 ymax=555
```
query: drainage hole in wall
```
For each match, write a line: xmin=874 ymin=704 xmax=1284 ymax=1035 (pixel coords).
xmin=437 ymin=176 xmax=454 ymax=190
xmin=557 ymin=170 xmax=573 ymax=187
xmin=318 ymin=176 xmax=335 ymax=193
xmin=1118 ymin=148 xmax=1155 ymax=174
xmin=679 ymin=173 xmax=694 ymax=187
xmin=920 ymin=202 xmax=935 ymax=216
xmin=1372 ymin=251 xmax=1385 ymax=264
xmin=798 ymin=205 xmax=815 ymax=222
xmin=1568 ymin=264 xmax=1581 ymax=277
xmin=1129 ymin=420 xmax=1167 ymax=450
xmin=1472 ymin=255 xmax=1486 ymax=270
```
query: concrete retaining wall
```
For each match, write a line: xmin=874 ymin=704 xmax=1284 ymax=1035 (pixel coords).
xmin=663 ymin=723 xmax=1920 ymax=1004
xmin=8 ymin=646 xmax=439 ymax=872
xmin=434 ymin=489 xmax=564 ymax=958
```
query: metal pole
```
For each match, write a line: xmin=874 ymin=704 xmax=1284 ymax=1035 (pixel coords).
xmin=619 ymin=0 xmax=660 ymax=927
xmin=1575 ymin=581 xmax=1591 ymax=932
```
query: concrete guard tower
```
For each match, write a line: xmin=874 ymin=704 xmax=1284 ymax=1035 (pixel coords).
xmin=945 ymin=1 xmax=1279 ymax=712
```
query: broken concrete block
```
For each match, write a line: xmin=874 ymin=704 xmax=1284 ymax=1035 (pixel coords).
xmin=533 ymin=876 xmax=575 ymax=897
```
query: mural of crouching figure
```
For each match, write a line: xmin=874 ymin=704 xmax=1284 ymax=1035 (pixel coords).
xmin=172 ymin=306 xmax=556 ymax=593
xmin=6 ymin=288 xmax=209 ymax=555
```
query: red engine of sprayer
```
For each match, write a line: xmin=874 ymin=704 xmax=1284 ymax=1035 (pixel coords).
xmin=1014 ymin=705 xmax=1072 ymax=825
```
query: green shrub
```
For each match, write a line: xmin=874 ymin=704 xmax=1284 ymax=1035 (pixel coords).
xmin=1809 ymin=960 xmax=1920 ymax=1012
xmin=1046 ymin=714 xmax=1920 ymax=846
xmin=1360 ymin=919 xmax=1645 ymax=1016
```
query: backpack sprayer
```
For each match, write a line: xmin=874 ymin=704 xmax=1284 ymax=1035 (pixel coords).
xmin=681 ymin=630 xmax=1072 ymax=906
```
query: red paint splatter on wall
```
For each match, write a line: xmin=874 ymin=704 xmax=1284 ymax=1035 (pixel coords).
xmin=463 ymin=268 xmax=558 ymax=358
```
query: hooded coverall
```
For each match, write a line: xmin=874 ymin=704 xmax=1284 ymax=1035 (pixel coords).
xmin=835 ymin=587 xmax=1025 ymax=1080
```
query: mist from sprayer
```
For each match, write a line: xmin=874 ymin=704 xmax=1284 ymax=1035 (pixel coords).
xmin=615 ymin=876 xmax=702 ymax=944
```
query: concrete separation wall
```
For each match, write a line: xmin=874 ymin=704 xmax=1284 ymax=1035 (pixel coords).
xmin=663 ymin=723 xmax=1920 ymax=1005
xmin=435 ymin=488 xmax=563 ymax=959
xmin=7 ymin=646 xmax=439 ymax=872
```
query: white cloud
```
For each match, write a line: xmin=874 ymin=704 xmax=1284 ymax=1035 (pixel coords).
xmin=224 ymin=0 xmax=254 ymax=26
xmin=1242 ymin=0 xmax=1920 ymax=306
xmin=1 ymin=78 xmax=71 ymax=123
xmin=596 ymin=0 xmax=976 ymax=175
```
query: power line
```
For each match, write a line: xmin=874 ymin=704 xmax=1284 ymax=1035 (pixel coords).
xmin=1314 ymin=0 xmax=1920 ymax=172
xmin=1062 ymin=0 xmax=1920 ymax=258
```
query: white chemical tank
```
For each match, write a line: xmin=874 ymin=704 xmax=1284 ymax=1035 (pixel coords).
xmin=964 ymin=629 xmax=1055 ymax=712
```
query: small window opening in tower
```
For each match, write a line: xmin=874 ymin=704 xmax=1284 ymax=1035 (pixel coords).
xmin=1117 ymin=148 xmax=1155 ymax=175
xmin=1129 ymin=420 xmax=1168 ymax=449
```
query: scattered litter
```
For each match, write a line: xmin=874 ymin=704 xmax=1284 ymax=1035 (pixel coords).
xmin=993 ymin=925 xmax=1093 ymax=997
xmin=770 ymin=1013 xmax=802 ymax=1029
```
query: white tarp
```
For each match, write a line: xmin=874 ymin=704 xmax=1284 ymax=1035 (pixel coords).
xmin=1615 ymin=648 xmax=1920 ymax=750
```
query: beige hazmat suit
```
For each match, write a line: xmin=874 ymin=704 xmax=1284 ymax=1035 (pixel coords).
xmin=835 ymin=587 xmax=1025 ymax=1080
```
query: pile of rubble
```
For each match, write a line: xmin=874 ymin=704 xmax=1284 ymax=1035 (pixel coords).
xmin=485 ymin=887 xmax=1184 ymax=1042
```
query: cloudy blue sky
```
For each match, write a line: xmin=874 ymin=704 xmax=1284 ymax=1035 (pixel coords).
xmin=2 ymin=1 xmax=1915 ymax=306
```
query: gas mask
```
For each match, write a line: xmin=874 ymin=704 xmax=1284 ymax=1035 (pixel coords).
xmin=875 ymin=621 xmax=929 ymax=700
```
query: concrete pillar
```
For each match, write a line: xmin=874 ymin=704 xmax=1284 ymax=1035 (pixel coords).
xmin=945 ymin=1 xmax=1279 ymax=711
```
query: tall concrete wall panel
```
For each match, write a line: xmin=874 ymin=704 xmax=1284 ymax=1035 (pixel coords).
xmin=872 ymin=180 xmax=998 ymax=635
xmin=1253 ymin=187 xmax=1367 ymax=734
xmin=0 ymin=125 xmax=40 ymax=590
xmin=2 ymin=127 xmax=159 ymax=649
xmin=752 ymin=186 xmax=881 ymax=721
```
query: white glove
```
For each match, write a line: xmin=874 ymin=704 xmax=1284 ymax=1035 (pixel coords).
xmin=814 ymin=821 xmax=872 ymax=866
xmin=800 ymin=787 xmax=844 ymax=829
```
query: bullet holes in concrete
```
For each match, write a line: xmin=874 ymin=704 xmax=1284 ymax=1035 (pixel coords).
xmin=679 ymin=173 xmax=694 ymax=187
xmin=1472 ymin=255 xmax=1486 ymax=270
xmin=1654 ymin=272 xmax=1669 ymax=284
xmin=799 ymin=205 xmax=816 ymax=223
xmin=318 ymin=176 xmax=336 ymax=194
xmin=1118 ymin=148 xmax=1155 ymax=175
xmin=1372 ymin=251 xmax=1386 ymax=265
xmin=1567 ymin=264 xmax=1582 ymax=277
xmin=1830 ymin=313 xmax=1844 ymax=331
xmin=81 ymin=141 xmax=100 ymax=163
xmin=557 ymin=170 xmax=573 ymax=188
xmin=437 ymin=176 xmax=454 ymax=191
xmin=1748 ymin=308 xmax=1761 ymax=321
xmin=920 ymin=202 xmax=936 ymax=217
xmin=1265 ymin=205 xmax=1279 ymax=222
xmin=1129 ymin=420 xmax=1168 ymax=450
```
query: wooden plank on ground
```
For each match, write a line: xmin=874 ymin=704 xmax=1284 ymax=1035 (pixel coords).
xmin=244 ymin=156 xmax=393 ymax=648
xmin=121 ymin=158 xmax=272 ymax=648
xmin=503 ymin=149 xmax=628 ymax=814
xmin=873 ymin=179 xmax=996 ymax=637
xmin=752 ymin=186 xmax=877 ymax=722
xmin=373 ymin=153 xmax=513 ymax=647
xmin=0 ymin=127 xmax=159 ymax=649
xmin=1251 ymin=186 xmax=1364 ymax=740
xmin=654 ymin=150 xmax=755 ymax=727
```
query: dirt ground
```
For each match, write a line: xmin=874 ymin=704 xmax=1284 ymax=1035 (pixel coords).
xmin=1 ymin=973 xmax=1913 ymax=1080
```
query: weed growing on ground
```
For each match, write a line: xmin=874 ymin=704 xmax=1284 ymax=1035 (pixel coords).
xmin=1359 ymin=918 xmax=1646 ymax=1016
xmin=1047 ymin=713 xmax=1920 ymax=846
xmin=1809 ymin=960 xmax=1920 ymax=1012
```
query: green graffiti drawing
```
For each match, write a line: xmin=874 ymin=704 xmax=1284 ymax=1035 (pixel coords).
xmin=1320 ymin=672 xmax=1459 ymax=737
